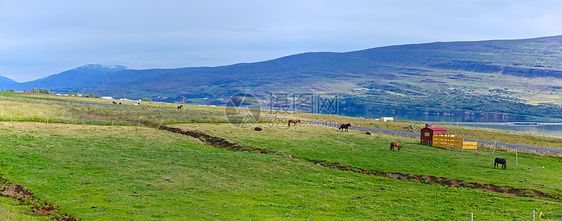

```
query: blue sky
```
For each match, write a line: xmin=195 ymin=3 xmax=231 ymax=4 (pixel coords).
xmin=1 ymin=0 xmax=562 ymax=82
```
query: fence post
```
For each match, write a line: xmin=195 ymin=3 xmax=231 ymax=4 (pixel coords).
xmin=533 ymin=210 xmax=535 ymax=221
xmin=493 ymin=140 xmax=496 ymax=154
xmin=10 ymin=116 xmax=12 ymax=122
xmin=462 ymin=137 xmax=464 ymax=152
xmin=471 ymin=213 xmax=473 ymax=221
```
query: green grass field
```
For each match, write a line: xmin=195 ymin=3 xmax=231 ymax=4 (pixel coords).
xmin=0 ymin=93 xmax=561 ymax=220
xmin=176 ymin=123 xmax=562 ymax=199
xmin=0 ymin=122 xmax=561 ymax=220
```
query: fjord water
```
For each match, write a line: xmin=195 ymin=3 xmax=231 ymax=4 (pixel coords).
xmin=338 ymin=109 xmax=562 ymax=137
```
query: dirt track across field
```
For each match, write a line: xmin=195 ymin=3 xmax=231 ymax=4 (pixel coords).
xmin=161 ymin=126 xmax=560 ymax=201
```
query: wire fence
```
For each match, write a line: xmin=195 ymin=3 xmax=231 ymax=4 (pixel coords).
xmin=0 ymin=115 xmax=150 ymax=127
xmin=0 ymin=115 xmax=229 ymax=128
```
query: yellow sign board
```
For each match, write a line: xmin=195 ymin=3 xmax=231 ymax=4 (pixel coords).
xmin=433 ymin=135 xmax=477 ymax=150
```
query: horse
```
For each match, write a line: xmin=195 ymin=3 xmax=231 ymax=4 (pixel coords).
xmin=390 ymin=142 xmax=402 ymax=151
xmin=365 ymin=131 xmax=373 ymax=135
xmin=112 ymin=101 xmax=117 ymax=105
xmin=288 ymin=119 xmax=301 ymax=127
xmin=494 ymin=158 xmax=507 ymax=170
xmin=255 ymin=127 xmax=263 ymax=131
xmin=339 ymin=123 xmax=351 ymax=132
xmin=177 ymin=105 xmax=183 ymax=110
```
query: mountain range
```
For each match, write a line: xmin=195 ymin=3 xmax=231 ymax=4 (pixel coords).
xmin=4 ymin=35 xmax=562 ymax=118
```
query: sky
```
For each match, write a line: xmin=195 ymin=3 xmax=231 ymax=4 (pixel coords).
xmin=2 ymin=0 xmax=562 ymax=82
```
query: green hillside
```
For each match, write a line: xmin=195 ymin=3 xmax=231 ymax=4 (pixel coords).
xmin=0 ymin=94 xmax=561 ymax=220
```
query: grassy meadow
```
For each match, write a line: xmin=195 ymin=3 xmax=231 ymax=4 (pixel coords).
xmin=0 ymin=93 xmax=561 ymax=220
xmin=177 ymin=123 xmax=562 ymax=199
xmin=1 ymin=122 xmax=561 ymax=220
xmin=0 ymin=197 xmax=41 ymax=221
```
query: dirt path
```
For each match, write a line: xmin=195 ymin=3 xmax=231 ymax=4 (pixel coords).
xmin=0 ymin=177 xmax=80 ymax=220
xmin=161 ymin=126 xmax=560 ymax=201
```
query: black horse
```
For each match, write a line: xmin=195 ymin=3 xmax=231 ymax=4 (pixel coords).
xmin=494 ymin=158 xmax=507 ymax=170
xmin=339 ymin=123 xmax=351 ymax=132
xmin=177 ymin=105 xmax=183 ymax=110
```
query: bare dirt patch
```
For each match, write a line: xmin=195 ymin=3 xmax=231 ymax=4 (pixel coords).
xmin=0 ymin=177 xmax=81 ymax=220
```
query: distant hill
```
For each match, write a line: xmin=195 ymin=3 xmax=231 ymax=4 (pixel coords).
xmin=347 ymin=35 xmax=562 ymax=78
xmin=14 ymin=64 xmax=127 ymax=90
xmin=6 ymin=35 xmax=562 ymax=118
xmin=0 ymin=75 xmax=18 ymax=88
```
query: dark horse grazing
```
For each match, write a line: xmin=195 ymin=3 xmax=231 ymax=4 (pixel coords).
xmin=494 ymin=158 xmax=507 ymax=170
xmin=288 ymin=119 xmax=301 ymax=127
xmin=177 ymin=105 xmax=183 ymax=110
xmin=339 ymin=123 xmax=351 ymax=132
xmin=390 ymin=142 xmax=402 ymax=151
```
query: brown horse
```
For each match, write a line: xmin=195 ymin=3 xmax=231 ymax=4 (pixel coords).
xmin=390 ymin=142 xmax=402 ymax=151
xmin=365 ymin=131 xmax=373 ymax=135
xmin=339 ymin=123 xmax=351 ymax=132
xmin=288 ymin=119 xmax=301 ymax=127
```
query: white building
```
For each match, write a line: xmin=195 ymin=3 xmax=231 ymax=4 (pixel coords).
xmin=380 ymin=117 xmax=394 ymax=122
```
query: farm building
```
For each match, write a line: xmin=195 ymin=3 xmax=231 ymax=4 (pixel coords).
xmin=420 ymin=126 xmax=447 ymax=145
xmin=380 ymin=117 xmax=394 ymax=122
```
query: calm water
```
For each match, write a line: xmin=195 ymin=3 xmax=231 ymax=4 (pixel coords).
xmin=337 ymin=109 xmax=562 ymax=137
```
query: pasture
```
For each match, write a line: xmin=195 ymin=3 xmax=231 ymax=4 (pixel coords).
xmin=176 ymin=123 xmax=562 ymax=199
xmin=0 ymin=93 xmax=561 ymax=220
xmin=0 ymin=122 xmax=560 ymax=220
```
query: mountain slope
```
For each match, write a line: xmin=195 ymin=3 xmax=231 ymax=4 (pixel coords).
xmin=0 ymin=75 xmax=18 ymax=87
xmin=15 ymin=64 xmax=127 ymax=90
xmin=346 ymin=35 xmax=562 ymax=77
xmin=95 ymin=36 xmax=562 ymax=102
xmin=7 ymin=35 xmax=562 ymax=118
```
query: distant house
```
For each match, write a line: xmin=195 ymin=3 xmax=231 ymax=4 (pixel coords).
xmin=420 ymin=127 xmax=447 ymax=145
xmin=101 ymin=96 xmax=113 ymax=100
xmin=380 ymin=117 xmax=394 ymax=122
xmin=352 ymin=88 xmax=370 ymax=91
xmin=26 ymin=91 xmax=33 ymax=93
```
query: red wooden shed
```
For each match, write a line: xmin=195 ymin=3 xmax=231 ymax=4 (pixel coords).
xmin=420 ymin=127 xmax=447 ymax=145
